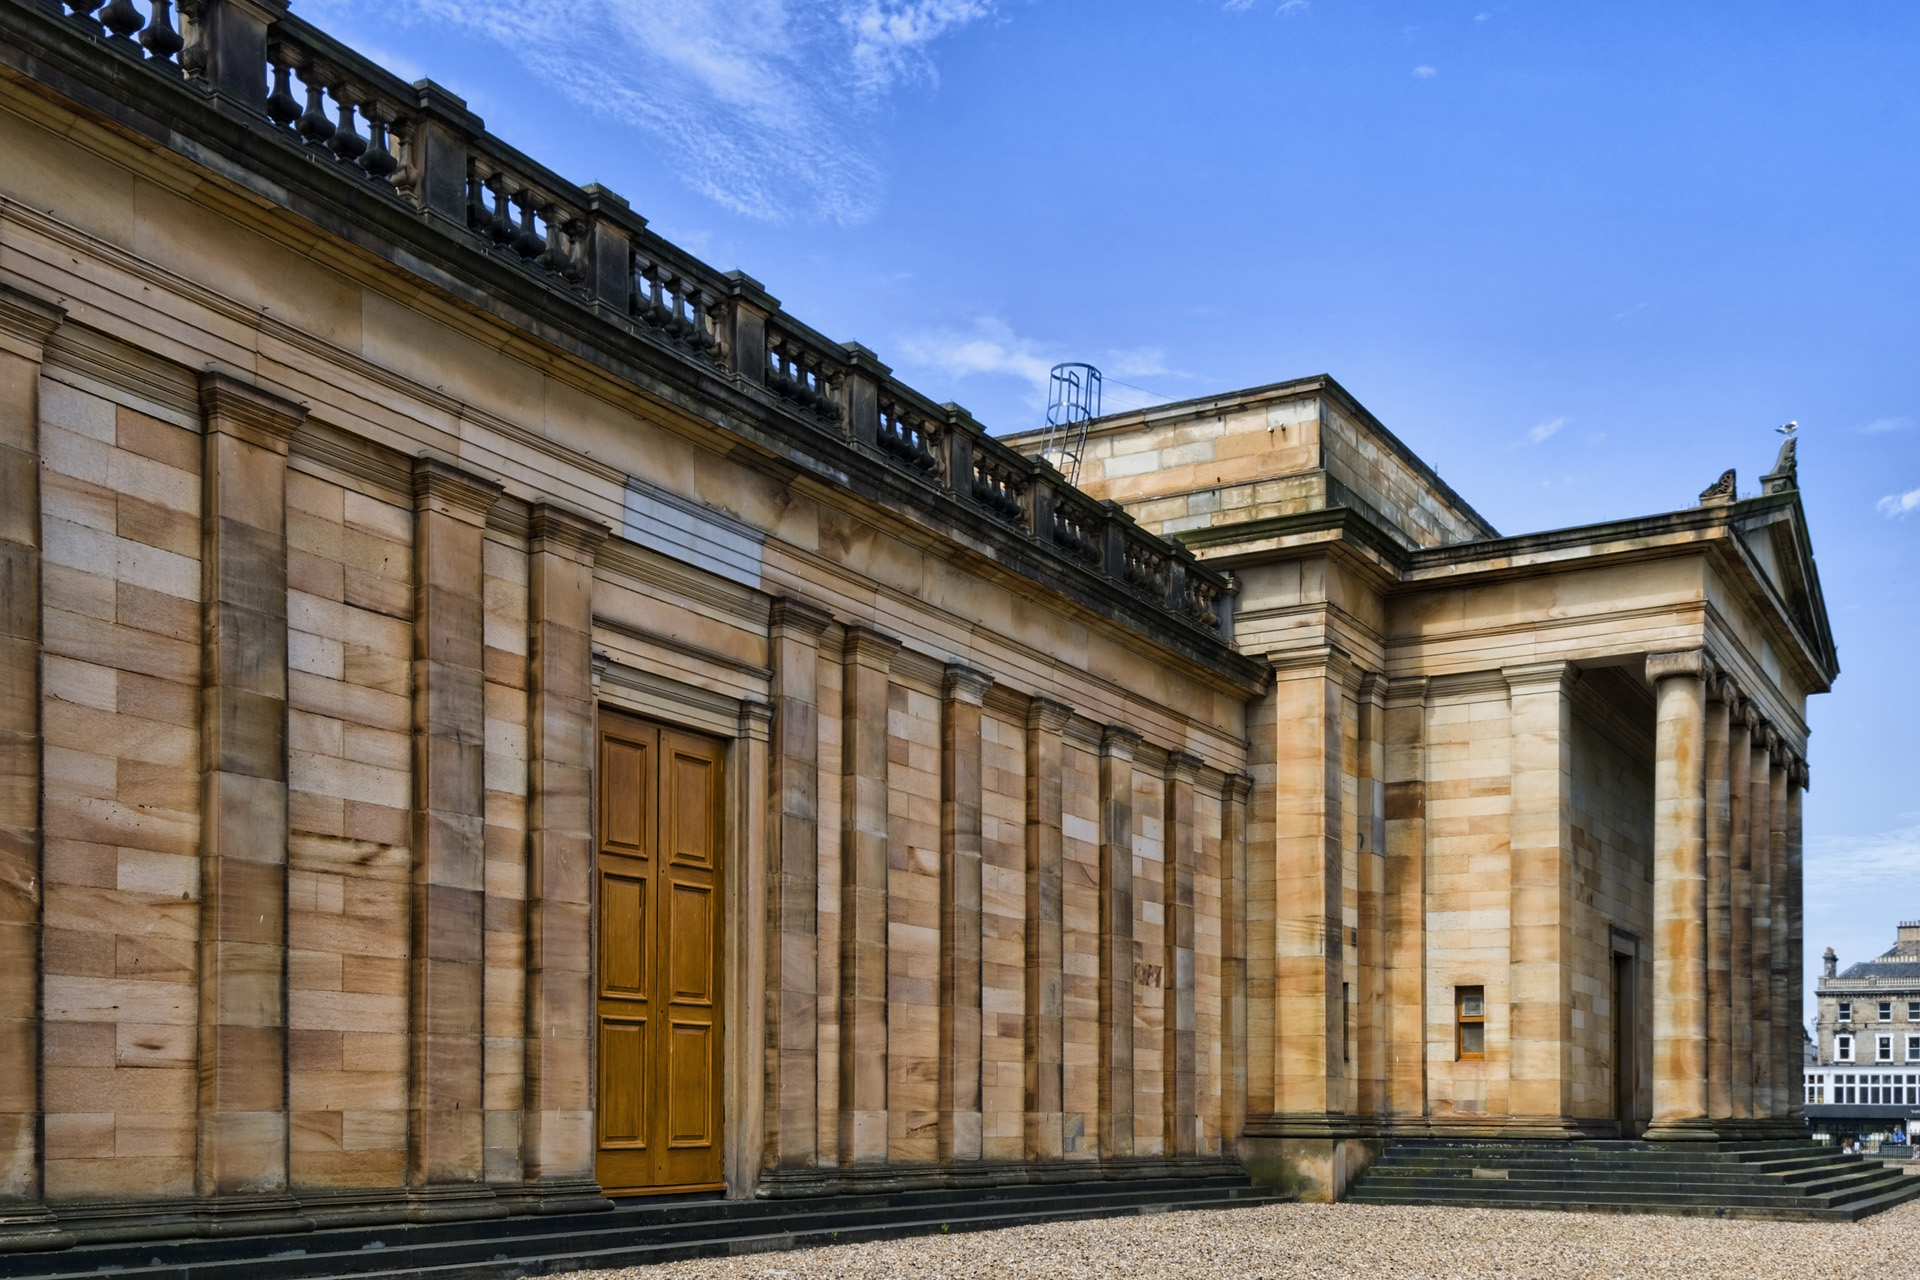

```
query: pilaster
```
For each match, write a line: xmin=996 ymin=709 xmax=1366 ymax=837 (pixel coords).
xmin=1381 ymin=676 xmax=1429 ymax=1127
xmin=1502 ymin=661 xmax=1578 ymax=1132
xmin=1220 ymin=774 xmax=1253 ymax=1152
xmin=731 ymin=698 xmax=774 ymax=1196
xmin=838 ymin=624 xmax=898 ymax=1165
xmin=1097 ymin=725 xmax=1139 ymax=1160
xmin=0 ymin=285 xmax=67 ymax=1248
xmin=764 ymin=598 xmax=832 ymax=1171
xmin=1023 ymin=698 xmax=1072 ymax=1162
xmin=1643 ymin=649 xmax=1713 ymax=1141
xmin=1163 ymin=751 xmax=1202 ymax=1156
xmin=1704 ymin=676 xmax=1734 ymax=1129
xmin=195 ymin=373 xmax=306 ymax=1228
xmin=520 ymin=504 xmax=610 ymax=1212
xmin=937 ymin=662 xmax=992 ymax=1162
xmin=408 ymin=457 xmax=506 ymax=1218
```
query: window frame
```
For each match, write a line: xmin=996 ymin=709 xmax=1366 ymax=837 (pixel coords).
xmin=1877 ymin=1035 xmax=1894 ymax=1063
xmin=1879 ymin=1001 xmax=1893 ymax=1022
xmin=1837 ymin=1033 xmax=1854 ymax=1062
xmin=1838 ymin=1001 xmax=1852 ymax=1023
xmin=1907 ymin=1034 xmax=1920 ymax=1064
xmin=1456 ymin=985 xmax=1486 ymax=1062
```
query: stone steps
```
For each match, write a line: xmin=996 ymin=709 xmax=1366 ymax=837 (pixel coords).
xmin=0 ymin=1175 xmax=1288 ymax=1280
xmin=1347 ymin=1140 xmax=1920 ymax=1220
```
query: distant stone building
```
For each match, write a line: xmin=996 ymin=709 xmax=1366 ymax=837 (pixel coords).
xmin=1803 ymin=924 xmax=1920 ymax=1141
xmin=0 ymin=0 xmax=1836 ymax=1251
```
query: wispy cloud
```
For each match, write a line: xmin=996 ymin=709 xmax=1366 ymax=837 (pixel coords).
xmin=1878 ymin=485 xmax=1920 ymax=519
xmin=894 ymin=318 xmax=1185 ymax=416
xmin=1858 ymin=416 xmax=1912 ymax=435
xmin=306 ymin=0 xmax=993 ymax=223
xmin=1528 ymin=416 xmax=1567 ymax=444
xmin=1277 ymin=0 xmax=1309 ymax=15
xmin=1806 ymin=821 xmax=1920 ymax=892
xmin=1413 ymin=64 xmax=1438 ymax=78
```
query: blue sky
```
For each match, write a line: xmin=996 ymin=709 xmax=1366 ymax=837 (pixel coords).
xmin=302 ymin=0 xmax=1920 ymax=1019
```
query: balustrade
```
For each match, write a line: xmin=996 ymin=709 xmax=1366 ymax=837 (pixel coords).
xmin=31 ymin=0 xmax=1237 ymax=641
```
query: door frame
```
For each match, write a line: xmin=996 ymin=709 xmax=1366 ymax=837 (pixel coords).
xmin=591 ymin=657 xmax=769 ymax=1200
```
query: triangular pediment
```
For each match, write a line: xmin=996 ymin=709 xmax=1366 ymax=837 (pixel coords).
xmin=1733 ymin=494 xmax=1839 ymax=682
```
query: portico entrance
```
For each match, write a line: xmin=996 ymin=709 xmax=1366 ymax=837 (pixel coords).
xmin=594 ymin=712 xmax=727 ymax=1195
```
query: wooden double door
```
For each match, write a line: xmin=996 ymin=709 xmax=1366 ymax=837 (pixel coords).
xmin=594 ymin=711 xmax=725 ymax=1194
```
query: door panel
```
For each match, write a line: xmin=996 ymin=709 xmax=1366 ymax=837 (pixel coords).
xmin=594 ymin=712 xmax=725 ymax=1194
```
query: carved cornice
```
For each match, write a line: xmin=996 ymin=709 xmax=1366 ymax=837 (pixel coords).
xmin=1266 ymin=644 xmax=1356 ymax=686
xmin=528 ymin=502 xmax=610 ymax=563
xmin=1224 ymin=773 xmax=1254 ymax=804
xmin=198 ymin=369 xmax=305 ymax=452
xmin=768 ymin=596 xmax=834 ymax=641
xmin=1646 ymin=648 xmax=1709 ymax=683
xmin=0 ymin=282 xmax=66 ymax=359
xmin=841 ymin=622 xmax=902 ymax=670
xmin=1502 ymin=660 xmax=1580 ymax=696
xmin=1026 ymin=696 xmax=1073 ymax=733
xmin=1100 ymin=725 xmax=1142 ymax=760
xmin=411 ymin=454 xmax=502 ymax=521
xmin=941 ymin=662 xmax=993 ymax=706
xmin=738 ymin=698 xmax=774 ymax=743
xmin=1383 ymin=675 xmax=1430 ymax=708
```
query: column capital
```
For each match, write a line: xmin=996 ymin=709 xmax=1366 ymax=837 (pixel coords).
xmin=1502 ymin=660 xmax=1580 ymax=695
xmin=1793 ymin=759 xmax=1810 ymax=790
xmin=1026 ymin=696 xmax=1073 ymax=733
xmin=1751 ymin=721 xmax=1778 ymax=753
xmin=0 ymin=282 xmax=65 ymax=358
xmin=528 ymin=502 xmax=610 ymax=563
xmin=941 ymin=662 xmax=993 ymax=706
xmin=1646 ymin=648 xmax=1710 ymax=683
xmin=1100 ymin=725 xmax=1141 ymax=761
xmin=1383 ymin=675 xmax=1430 ymax=708
xmin=412 ymin=454 xmax=502 ymax=522
xmin=199 ymin=370 xmax=306 ymax=452
xmin=1165 ymin=750 xmax=1204 ymax=785
xmin=769 ymin=595 xmax=834 ymax=640
xmin=738 ymin=698 xmax=774 ymax=743
xmin=841 ymin=621 xmax=902 ymax=670
xmin=1223 ymin=772 xmax=1254 ymax=804
xmin=1266 ymin=643 xmax=1354 ymax=683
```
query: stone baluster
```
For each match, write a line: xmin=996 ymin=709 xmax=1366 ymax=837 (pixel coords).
xmin=361 ymin=103 xmax=400 ymax=182
xmin=295 ymin=64 xmax=337 ymax=148
xmin=1727 ymin=695 xmax=1755 ymax=1127
xmin=326 ymin=85 xmax=369 ymax=164
xmin=520 ymin=503 xmax=611 ymax=1213
xmin=1164 ymin=751 xmax=1202 ymax=1157
xmin=1704 ymin=675 xmax=1734 ymax=1130
xmin=1023 ymin=697 xmax=1072 ymax=1162
xmin=0 ymin=284 xmax=70 ymax=1251
xmin=194 ymin=374 xmax=309 ymax=1231
xmin=1644 ymin=649 xmax=1713 ymax=1141
xmin=408 ymin=457 xmax=506 ymax=1220
xmin=1097 ymin=726 xmax=1140 ymax=1162
xmin=938 ymin=664 xmax=993 ymax=1162
xmin=139 ymin=0 xmax=185 ymax=66
xmin=764 ymin=599 xmax=832 ymax=1172
xmin=838 ymin=625 xmax=898 ymax=1166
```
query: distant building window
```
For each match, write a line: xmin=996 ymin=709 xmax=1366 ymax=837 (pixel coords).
xmin=1877 ymin=1036 xmax=1893 ymax=1063
xmin=1880 ymin=1001 xmax=1893 ymax=1022
xmin=1456 ymin=986 xmax=1485 ymax=1061
xmin=1908 ymin=1035 xmax=1919 ymax=1063
xmin=1838 ymin=1002 xmax=1852 ymax=1023
xmin=1837 ymin=1034 xmax=1854 ymax=1062
xmin=1909 ymin=1001 xmax=1919 ymax=1022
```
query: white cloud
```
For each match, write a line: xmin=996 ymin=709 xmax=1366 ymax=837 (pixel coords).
xmin=1859 ymin=416 xmax=1912 ymax=435
xmin=1413 ymin=64 xmax=1438 ymax=78
xmin=307 ymin=0 xmax=993 ymax=223
xmin=1276 ymin=0 xmax=1309 ymax=15
xmin=1806 ymin=821 xmax=1920 ymax=892
xmin=894 ymin=319 xmax=1187 ymax=417
xmin=1528 ymin=416 xmax=1567 ymax=444
xmin=1877 ymin=485 xmax=1920 ymax=519
xmin=1222 ymin=0 xmax=1257 ymax=10
xmin=1474 ymin=10 xmax=1490 ymax=21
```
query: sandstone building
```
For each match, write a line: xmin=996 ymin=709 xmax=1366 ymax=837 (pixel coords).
xmin=0 ymin=0 xmax=1835 ymax=1250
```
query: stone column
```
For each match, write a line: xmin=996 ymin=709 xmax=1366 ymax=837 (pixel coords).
xmin=1767 ymin=744 xmax=1791 ymax=1126
xmin=938 ymin=663 xmax=992 ymax=1163
xmin=408 ymin=457 xmax=505 ymax=1218
xmin=194 ymin=374 xmax=306 ymax=1228
xmin=1743 ymin=723 xmax=1771 ymax=1124
xmin=764 ymin=599 xmax=832 ymax=1172
xmin=838 ymin=624 xmax=898 ymax=1166
xmin=1023 ymin=697 xmax=1072 ymax=1163
xmin=1644 ymin=649 xmax=1713 ymax=1141
xmin=1163 ymin=751 xmax=1201 ymax=1158
xmin=1504 ymin=662 xmax=1577 ymax=1132
xmin=1727 ymin=698 xmax=1754 ymax=1124
xmin=520 ymin=504 xmax=609 ymax=1211
xmin=1749 ymin=727 xmax=1777 ymax=1123
xmin=1220 ymin=774 xmax=1252 ymax=1156
xmin=1354 ymin=675 xmax=1386 ymax=1122
xmin=1382 ymin=677 xmax=1429 ymax=1127
xmin=1703 ymin=676 xmax=1734 ymax=1129
xmin=1097 ymin=726 xmax=1139 ymax=1161
xmin=0 ymin=284 xmax=65 ymax=1248
xmin=1783 ymin=759 xmax=1807 ymax=1130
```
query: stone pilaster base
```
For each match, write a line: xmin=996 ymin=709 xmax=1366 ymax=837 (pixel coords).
xmin=0 ymin=1204 xmax=73 ymax=1253
xmin=195 ymin=1195 xmax=314 ymax=1238
xmin=405 ymin=1183 xmax=507 ymax=1223
xmin=1237 ymin=1116 xmax=1387 ymax=1203
xmin=1642 ymin=1116 xmax=1720 ymax=1142
xmin=491 ymin=1178 xmax=614 ymax=1216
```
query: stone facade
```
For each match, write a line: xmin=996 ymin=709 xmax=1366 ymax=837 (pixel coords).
xmin=0 ymin=0 xmax=1837 ymax=1250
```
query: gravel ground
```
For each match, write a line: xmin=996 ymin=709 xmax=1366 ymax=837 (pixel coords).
xmin=561 ymin=1195 xmax=1920 ymax=1280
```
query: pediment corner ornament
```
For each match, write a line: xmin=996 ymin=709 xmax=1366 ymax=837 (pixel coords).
xmin=1698 ymin=468 xmax=1737 ymax=506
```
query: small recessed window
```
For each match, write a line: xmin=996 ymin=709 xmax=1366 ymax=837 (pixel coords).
xmin=1879 ymin=1001 xmax=1893 ymax=1022
xmin=1877 ymin=1036 xmax=1893 ymax=1063
xmin=1908 ymin=1001 xmax=1919 ymax=1022
xmin=1457 ymin=985 xmax=1485 ymax=1061
xmin=1838 ymin=1002 xmax=1852 ymax=1023
xmin=1907 ymin=1035 xmax=1920 ymax=1063
xmin=1837 ymin=1034 xmax=1854 ymax=1062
